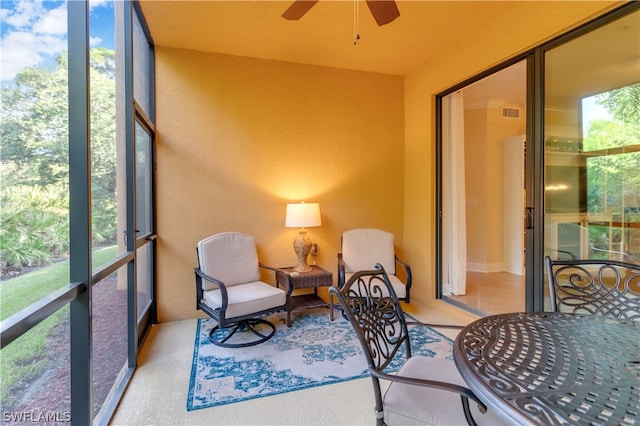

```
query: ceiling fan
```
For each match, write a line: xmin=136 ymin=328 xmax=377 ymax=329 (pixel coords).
xmin=282 ymin=0 xmax=400 ymax=26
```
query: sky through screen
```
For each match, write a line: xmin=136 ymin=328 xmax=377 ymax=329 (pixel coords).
xmin=1 ymin=0 xmax=115 ymax=84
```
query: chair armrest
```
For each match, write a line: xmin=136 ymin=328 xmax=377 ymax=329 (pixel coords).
xmin=546 ymin=248 xmax=577 ymax=260
xmin=395 ymin=256 xmax=412 ymax=285
xmin=368 ymin=367 xmax=486 ymax=411
xmin=259 ymin=263 xmax=278 ymax=273
xmin=259 ymin=263 xmax=292 ymax=294
xmin=590 ymin=246 xmax=640 ymax=262
xmin=337 ymin=253 xmax=346 ymax=288
xmin=395 ymin=255 xmax=412 ymax=302
xmin=194 ymin=267 xmax=229 ymax=310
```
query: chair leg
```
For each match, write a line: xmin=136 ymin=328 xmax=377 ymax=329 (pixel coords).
xmin=209 ymin=318 xmax=276 ymax=348
xmin=460 ymin=396 xmax=478 ymax=426
xmin=329 ymin=289 xmax=335 ymax=321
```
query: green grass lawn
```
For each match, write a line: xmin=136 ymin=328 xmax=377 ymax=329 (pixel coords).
xmin=0 ymin=245 xmax=117 ymax=409
xmin=1 ymin=246 xmax=117 ymax=320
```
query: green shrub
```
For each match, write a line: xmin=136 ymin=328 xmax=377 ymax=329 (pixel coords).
xmin=0 ymin=185 xmax=70 ymax=272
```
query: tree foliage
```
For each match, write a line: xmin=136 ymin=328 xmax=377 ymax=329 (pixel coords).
xmin=597 ymin=83 xmax=640 ymax=127
xmin=1 ymin=56 xmax=69 ymax=188
xmin=1 ymin=48 xmax=117 ymax=272
xmin=585 ymin=83 xmax=640 ymax=255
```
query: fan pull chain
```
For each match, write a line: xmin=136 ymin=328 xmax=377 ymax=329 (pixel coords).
xmin=353 ymin=0 xmax=360 ymax=45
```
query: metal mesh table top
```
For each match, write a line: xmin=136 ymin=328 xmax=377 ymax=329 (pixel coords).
xmin=454 ymin=312 xmax=640 ymax=425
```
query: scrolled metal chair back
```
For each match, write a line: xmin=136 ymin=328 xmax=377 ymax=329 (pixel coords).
xmin=545 ymin=256 xmax=640 ymax=320
xmin=330 ymin=264 xmax=410 ymax=372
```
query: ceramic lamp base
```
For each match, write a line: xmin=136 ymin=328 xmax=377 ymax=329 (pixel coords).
xmin=292 ymin=230 xmax=312 ymax=272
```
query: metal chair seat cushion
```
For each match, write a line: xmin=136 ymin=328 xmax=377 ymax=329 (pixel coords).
xmin=201 ymin=281 xmax=286 ymax=319
xmin=343 ymin=271 xmax=407 ymax=299
xmin=383 ymin=356 xmax=506 ymax=426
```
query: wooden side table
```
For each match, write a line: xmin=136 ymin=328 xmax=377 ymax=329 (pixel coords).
xmin=276 ymin=265 xmax=334 ymax=326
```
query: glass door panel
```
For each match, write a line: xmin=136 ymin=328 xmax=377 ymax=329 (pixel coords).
xmin=135 ymin=122 xmax=153 ymax=237
xmin=544 ymin=10 xmax=640 ymax=275
xmin=441 ymin=61 xmax=527 ymax=315
xmin=134 ymin=122 xmax=154 ymax=325
xmin=136 ymin=243 xmax=153 ymax=321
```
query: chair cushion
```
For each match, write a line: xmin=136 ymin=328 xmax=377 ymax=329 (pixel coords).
xmin=383 ymin=357 xmax=507 ymax=426
xmin=344 ymin=272 xmax=406 ymax=299
xmin=197 ymin=233 xmax=260 ymax=290
xmin=342 ymin=228 xmax=396 ymax=275
xmin=202 ymin=281 xmax=286 ymax=319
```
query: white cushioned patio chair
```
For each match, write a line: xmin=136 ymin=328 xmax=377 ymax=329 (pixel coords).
xmin=194 ymin=232 xmax=288 ymax=348
xmin=338 ymin=228 xmax=411 ymax=302
xmin=329 ymin=265 xmax=506 ymax=426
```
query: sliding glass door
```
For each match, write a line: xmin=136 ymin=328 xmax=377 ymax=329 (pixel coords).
xmin=543 ymin=9 xmax=640 ymax=275
xmin=439 ymin=61 xmax=527 ymax=315
xmin=437 ymin=4 xmax=639 ymax=315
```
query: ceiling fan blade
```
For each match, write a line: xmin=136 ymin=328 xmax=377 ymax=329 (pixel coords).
xmin=365 ymin=0 xmax=400 ymax=26
xmin=282 ymin=0 xmax=320 ymax=20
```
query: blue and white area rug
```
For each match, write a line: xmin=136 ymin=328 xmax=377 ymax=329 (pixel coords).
xmin=186 ymin=307 xmax=453 ymax=411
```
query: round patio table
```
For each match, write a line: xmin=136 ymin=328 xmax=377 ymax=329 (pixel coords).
xmin=453 ymin=312 xmax=640 ymax=425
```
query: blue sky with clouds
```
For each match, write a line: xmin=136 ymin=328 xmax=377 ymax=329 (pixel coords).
xmin=1 ymin=0 xmax=114 ymax=83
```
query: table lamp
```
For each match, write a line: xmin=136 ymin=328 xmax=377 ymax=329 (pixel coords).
xmin=285 ymin=202 xmax=321 ymax=272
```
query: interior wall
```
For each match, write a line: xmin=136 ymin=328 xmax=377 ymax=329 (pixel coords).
xmin=485 ymin=105 xmax=525 ymax=267
xmin=403 ymin=0 xmax=621 ymax=323
xmin=464 ymin=109 xmax=488 ymax=267
xmin=154 ymin=48 xmax=404 ymax=322
xmin=459 ymin=105 xmax=525 ymax=272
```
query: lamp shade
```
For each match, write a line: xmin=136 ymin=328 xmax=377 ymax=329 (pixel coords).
xmin=285 ymin=202 xmax=321 ymax=228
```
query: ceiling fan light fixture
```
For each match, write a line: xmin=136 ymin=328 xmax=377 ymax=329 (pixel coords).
xmin=282 ymin=0 xmax=319 ymax=21
xmin=365 ymin=0 xmax=400 ymax=26
xmin=281 ymin=0 xmax=400 ymax=26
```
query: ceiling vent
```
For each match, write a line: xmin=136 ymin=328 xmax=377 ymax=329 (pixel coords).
xmin=501 ymin=106 xmax=521 ymax=119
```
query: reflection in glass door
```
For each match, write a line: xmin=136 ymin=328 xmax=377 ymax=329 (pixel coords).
xmin=543 ymin=8 xmax=640 ymax=294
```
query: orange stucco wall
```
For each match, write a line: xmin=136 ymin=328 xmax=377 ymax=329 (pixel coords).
xmin=155 ymin=49 xmax=404 ymax=321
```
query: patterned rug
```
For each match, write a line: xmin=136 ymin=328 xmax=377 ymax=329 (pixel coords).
xmin=186 ymin=307 xmax=454 ymax=411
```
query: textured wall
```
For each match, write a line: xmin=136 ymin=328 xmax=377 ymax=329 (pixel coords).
xmin=155 ymin=49 xmax=404 ymax=321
